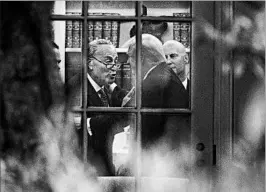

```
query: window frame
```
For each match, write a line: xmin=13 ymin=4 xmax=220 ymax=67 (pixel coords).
xmin=51 ymin=1 xmax=211 ymax=191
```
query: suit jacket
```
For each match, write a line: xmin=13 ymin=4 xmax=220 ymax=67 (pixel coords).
xmin=69 ymin=73 xmax=128 ymax=176
xmin=85 ymin=80 xmax=128 ymax=176
xmin=142 ymin=62 xmax=189 ymax=151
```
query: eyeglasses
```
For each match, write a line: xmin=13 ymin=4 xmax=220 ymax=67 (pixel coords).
xmin=91 ymin=56 xmax=121 ymax=70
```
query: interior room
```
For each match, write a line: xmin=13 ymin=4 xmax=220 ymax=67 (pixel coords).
xmin=0 ymin=1 xmax=264 ymax=192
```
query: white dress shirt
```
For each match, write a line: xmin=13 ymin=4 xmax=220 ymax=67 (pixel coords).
xmin=182 ymin=78 xmax=188 ymax=90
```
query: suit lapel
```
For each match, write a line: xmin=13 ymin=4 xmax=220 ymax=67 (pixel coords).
xmin=87 ymin=80 xmax=103 ymax=107
xmin=171 ymin=69 xmax=186 ymax=91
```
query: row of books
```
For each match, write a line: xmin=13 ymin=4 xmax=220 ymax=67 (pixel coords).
xmin=65 ymin=12 xmax=120 ymax=48
xmin=173 ymin=13 xmax=191 ymax=49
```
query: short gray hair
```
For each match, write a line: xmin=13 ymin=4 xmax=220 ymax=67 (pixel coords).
xmin=127 ymin=34 xmax=166 ymax=64
xmin=87 ymin=39 xmax=113 ymax=62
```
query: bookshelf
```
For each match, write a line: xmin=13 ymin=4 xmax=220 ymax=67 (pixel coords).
xmin=53 ymin=1 xmax=191 ymax=49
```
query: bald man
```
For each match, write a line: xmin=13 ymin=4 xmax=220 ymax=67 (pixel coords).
xmin=125 ymin=35 xmax=189 ymax=175
xmin=163 ymin=40 xmax=189 ymax=90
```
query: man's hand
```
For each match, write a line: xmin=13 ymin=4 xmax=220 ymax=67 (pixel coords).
xmin=122 ymin=86 xmax=135 ymax=107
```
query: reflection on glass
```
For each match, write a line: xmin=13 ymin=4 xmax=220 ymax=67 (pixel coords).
xmin=65 ymin=51 xmax=82 ymax=107
xmin=88 ymin=1 xmax=135 ymax=16
xmin=143 ymin=1 xmax=191 ymax=17
xmin=74 ymin=113 xmax=135 ymax=177
xmin=141 ymin=114 xmax=191 ymax=178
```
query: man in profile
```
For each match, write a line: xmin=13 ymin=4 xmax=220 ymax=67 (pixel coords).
xmin=71 ymin=39 xmax=129 ymax=176
xmin=52 ymin=41 xmax=61 ymax=70
xmin=163 ymin=40 xmax=190 ymax=92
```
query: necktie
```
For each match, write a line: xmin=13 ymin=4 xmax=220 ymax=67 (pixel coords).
xmin=98 ymin=88 xmax=109 ymax=107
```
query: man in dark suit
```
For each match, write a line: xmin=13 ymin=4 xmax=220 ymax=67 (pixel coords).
xmin=71 ymin=39 xmax=129 ymax=176
xmin=163 ymin=40 xmax=190 ymax=94
xmin=124 ymin=34 xmax=189 ymax=176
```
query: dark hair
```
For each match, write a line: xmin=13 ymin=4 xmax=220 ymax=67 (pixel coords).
xmin=87 ymin=39 xmax=113 ymax=63
xmin=52 ymin=41 xmax=59 ymax=49
xmin=129 ymin=20 xmax=168 ymax=39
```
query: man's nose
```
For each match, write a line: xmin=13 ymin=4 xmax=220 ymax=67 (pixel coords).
xmin=110 ymin=64 xmax=118 ymax=72
xmin=166 ymin=56 xmax=171 ymax=64
xmin=111 ymin=66 xmax=118 ymax=71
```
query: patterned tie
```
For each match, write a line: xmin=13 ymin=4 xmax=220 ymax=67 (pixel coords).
xmin=98 ymin=88 xmax=109 ymax=107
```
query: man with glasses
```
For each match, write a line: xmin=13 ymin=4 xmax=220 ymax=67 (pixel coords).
xmin=73 ymin=39 xmax=130 ymax=176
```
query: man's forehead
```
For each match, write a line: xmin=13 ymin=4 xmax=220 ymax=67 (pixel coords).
xmin=164 ymin=43 xmax=186 ymax=54
xmin=95 ymin=44 xmax=117 ymax=57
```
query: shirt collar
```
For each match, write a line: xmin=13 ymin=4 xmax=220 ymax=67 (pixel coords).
xmin=87 ymin=73 xmax=102 ymax=92
xmin=182 ymin=77 xmax=188 ymax=89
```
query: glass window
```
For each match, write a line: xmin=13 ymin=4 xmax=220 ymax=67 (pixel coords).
xmin=51 ymin=2 xmax=193 ymax=192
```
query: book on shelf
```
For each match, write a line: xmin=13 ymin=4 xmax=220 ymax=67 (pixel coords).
xmin=173 ymin=22 xmax=181 ymax=42
xmin=65 ymin=11 xmax=73 ymax=48
xmin=66 ymin=12 xmax=121 ymax=48
xmin=72 ymin=12 xmax=82 ymax=48
xmin=93 ymin=13 xmax=103 ymax=40
xmin=102 ymin=13 xmax=112 ymax=41
xmin=79 ymin=20 xmax=83 ymax=48
xmin=72 ymin=19 xmax=80 ymax=48
xmin=111 ymin=13 xmax=120 ymax=48
xmin=87 ymin=13 xmax=94 ymax=46
xmin=173 ymin=13 xmax=191 ymax=49
xmin=180 ymin=22 xmax=190 ymax=50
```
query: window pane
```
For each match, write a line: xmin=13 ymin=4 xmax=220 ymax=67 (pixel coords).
xmin=88 ymin=1 xmax=135 ymax=16
xmin=75 ymin=113 xmax=136 ymax=177
xmin=52 ymin=20 xmax=83 ymax=107
xmin=86 ymin=21 xmax=136 ymax=108
xmin=141 ymin=114 xmax=191 ymax=178
xmin=121 ymin=21 xmax=191 ymax=109
xmin=143 ymin=1 xmax=191 ymax=17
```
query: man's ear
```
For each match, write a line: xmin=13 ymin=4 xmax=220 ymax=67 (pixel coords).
xmin=184 ymin=54 xmax=189 ymax=64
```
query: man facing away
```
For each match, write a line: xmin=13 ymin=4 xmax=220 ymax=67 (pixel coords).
xmin=121 ymin=34 xmax=189 ymax=177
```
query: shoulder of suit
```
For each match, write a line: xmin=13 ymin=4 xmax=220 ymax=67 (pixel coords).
xmin=145 ymin=62 xmax=171 ymax=86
